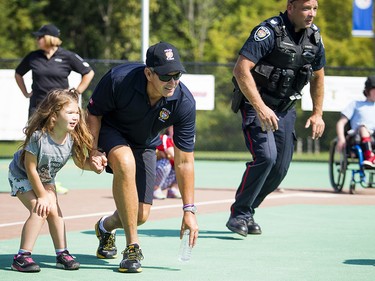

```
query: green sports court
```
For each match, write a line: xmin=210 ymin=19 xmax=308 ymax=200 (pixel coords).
xmin=1 ymin=159 xmax=374 ymax=281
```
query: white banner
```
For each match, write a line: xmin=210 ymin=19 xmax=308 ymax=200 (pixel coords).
xmin=180 ymin=74 xmax=215 ymax=111
xmin=0 ymin=71 xmax=215 ymax=140
xmin=301 ymin=76 xmax=367 ymax=112
xmin=0 ymin=70 xmax=81 ymax=140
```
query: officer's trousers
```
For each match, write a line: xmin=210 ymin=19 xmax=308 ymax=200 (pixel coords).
xmin=230 ymin=104 xmax=296 ymax=220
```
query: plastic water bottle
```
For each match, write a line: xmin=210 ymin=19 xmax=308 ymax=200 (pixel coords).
xmin=178 ymin=229 xmax=192 ymax=262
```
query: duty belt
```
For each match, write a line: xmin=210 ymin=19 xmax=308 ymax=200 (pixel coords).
xmin=260 ymin=90 xmax=301 ymax=112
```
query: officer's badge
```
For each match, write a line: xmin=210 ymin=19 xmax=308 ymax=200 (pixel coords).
xmin=254 ymin=26 xmax=270 ymax=41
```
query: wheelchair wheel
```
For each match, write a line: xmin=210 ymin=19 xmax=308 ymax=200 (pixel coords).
xmin=329 ymin=138 xmax=347 ymax=192
xmin=349 ymin=181 xmax=356 ymax=194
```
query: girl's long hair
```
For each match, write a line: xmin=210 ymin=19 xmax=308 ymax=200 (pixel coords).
xmin=21 ymin=89 xmax=93 ymax=167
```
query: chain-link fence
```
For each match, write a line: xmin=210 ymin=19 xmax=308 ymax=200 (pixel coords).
xmin=2 ymin=58 xmax=375 ymax=152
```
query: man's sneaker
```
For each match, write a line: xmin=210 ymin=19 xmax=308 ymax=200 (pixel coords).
xmin=56 ymin=250 xmax=80 ymax=270
xmin=118 ymin=244 xmax=144 ymax=273
xmin=95 ymin=218 xmax=117 ymax=259
xmin=167 ymin=186 xmax=181 ymax=198
xmin=11 ymin=252 xmax=41 ymax=272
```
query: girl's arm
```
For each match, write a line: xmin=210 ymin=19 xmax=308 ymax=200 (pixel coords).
xmin=24 ymin=151 xmax=51 ymax=216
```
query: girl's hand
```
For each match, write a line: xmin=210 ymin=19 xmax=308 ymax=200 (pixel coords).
xmin=90 ymin=150 xmax=108 ymax=174
xmin=35 ymin=196 xmax=51 ymax=217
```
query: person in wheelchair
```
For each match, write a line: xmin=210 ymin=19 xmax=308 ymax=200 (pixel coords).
xmin=336 ymin=75 xmax=375 ymax=168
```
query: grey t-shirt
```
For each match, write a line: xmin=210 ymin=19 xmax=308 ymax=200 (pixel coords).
xmin=9 ymin=131 xmax=73 ymax=184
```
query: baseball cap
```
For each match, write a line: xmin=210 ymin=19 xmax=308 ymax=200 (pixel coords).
xmin=365 ymin=76 xmax=375 ymax=89
xmin=146 ymin=42 xmax=186 ymax=75
xmin=32 ymin=24 xmax=60 ymax=37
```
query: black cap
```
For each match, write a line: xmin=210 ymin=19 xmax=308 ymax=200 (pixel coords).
xmin=146 ymin=42 xmax=186 ymax=75
xmin=365 ymin=76 xmax=375 ymax=89
xmin=32 ymin=24 xmax=60 ymax=37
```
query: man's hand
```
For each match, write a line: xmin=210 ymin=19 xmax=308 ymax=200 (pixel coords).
xmin=257 ymin=105 xmax=280 ymax=132
xmin=181 ymin=212 xmax=199 ymax=247
xmin=305 ymin=114 xmax=325 ymax=139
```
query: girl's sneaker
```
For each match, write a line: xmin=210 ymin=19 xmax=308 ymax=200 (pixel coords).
xmin=56 ymin=250 xmax=80 ymax=270
xmin=11 ymin=252 xmax=41 ymax=272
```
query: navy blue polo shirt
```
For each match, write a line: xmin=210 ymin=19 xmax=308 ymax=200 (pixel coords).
xmin=87 ymin=63 xmax=196 ymax=151
xmin=239 ymin=12 xmax=325 ymax=71
xmin=16 ymin=47 xmax=92 ymax=99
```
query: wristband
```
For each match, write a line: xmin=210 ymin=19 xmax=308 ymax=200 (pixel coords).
xmin=183 ymin=204 xmax=195 ymax=208
xmin=183 ymin=204 xmax=197 ymax=214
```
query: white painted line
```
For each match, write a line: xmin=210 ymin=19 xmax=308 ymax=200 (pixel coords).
xmin=269 ymin=193 xmax=338 ymax=199
xmin=0 ymin=192 xmax=356 ymax=228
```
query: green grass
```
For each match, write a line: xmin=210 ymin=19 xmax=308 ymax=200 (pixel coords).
xmin=0 ymin=141 xmax=22 ymax=158
xmin=0 ymin=141 xmax=329 ymax=162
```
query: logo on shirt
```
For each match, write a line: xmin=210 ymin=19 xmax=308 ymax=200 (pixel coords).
xmin=254 ymin=26 xmax=271 ymax=41
xmin=54 ymin=58 xmax=63 ymax=62
xmin=158 ymin=108 xmax=171 ymax=122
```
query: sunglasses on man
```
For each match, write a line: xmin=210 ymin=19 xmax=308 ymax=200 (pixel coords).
xmin=149 ymin=67 xmax=182 ymax=82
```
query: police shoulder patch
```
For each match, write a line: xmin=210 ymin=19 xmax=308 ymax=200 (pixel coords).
xmin=254 ymin=26 xmax=271 ymax=42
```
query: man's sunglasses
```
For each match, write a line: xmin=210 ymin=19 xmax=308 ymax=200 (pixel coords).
xmin=150 ymin=68 xmax=182 ymax=82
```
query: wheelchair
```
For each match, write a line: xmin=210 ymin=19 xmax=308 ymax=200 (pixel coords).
xmin=329 ymin=132 xmax=375 ymax=194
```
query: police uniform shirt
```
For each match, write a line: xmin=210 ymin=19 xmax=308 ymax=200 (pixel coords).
xmin=16 ymin=47 xmax=93 ymax=99
xmin=239 ymin=11 xmax=325 ymax=71
xmin=87 ymin=62 xmax=196 ymax=151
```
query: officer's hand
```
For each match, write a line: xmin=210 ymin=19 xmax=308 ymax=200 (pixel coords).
xmin=305 ymin=114 xmax=325 ymax=139
xmin=257 ymin=105 xmax=279 ymax=132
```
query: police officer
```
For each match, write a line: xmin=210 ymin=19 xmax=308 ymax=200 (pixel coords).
xmin=87 ymin=42 xmax=198 ymax=273
xmin=227 ymin=0 xmax=325 ymax=237
xmin=15 ymin=24 xmax=94 ymax=117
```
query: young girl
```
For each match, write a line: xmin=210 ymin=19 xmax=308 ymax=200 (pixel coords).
xmin=8 ymin=89 xmax=106 ymax=272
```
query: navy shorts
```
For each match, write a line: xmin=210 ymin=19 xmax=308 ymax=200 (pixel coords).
xmin=98 ymin=125 xmax=156 ymax=204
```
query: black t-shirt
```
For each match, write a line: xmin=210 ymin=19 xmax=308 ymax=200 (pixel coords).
xmin=16 ymin=47 xmax=92 ymax=102
xmin=87 ymin=63 xmax=196 ymax=151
